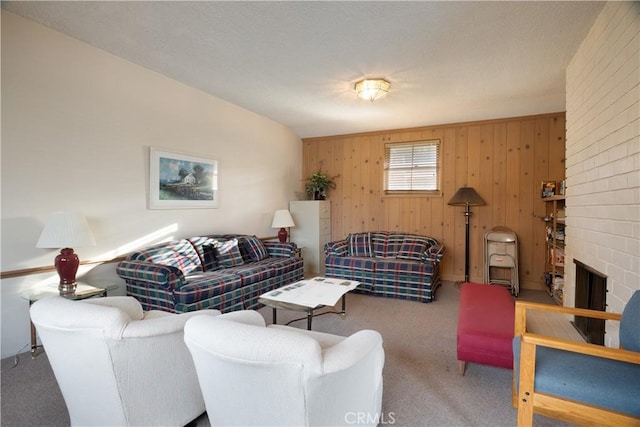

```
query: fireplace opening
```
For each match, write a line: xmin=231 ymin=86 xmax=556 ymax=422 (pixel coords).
xmin=573 ymin=260 xmax=607 ymax=345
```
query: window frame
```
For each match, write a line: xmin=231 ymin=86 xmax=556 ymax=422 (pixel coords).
xmin=383 ymin=139 xmax=442 ymax=197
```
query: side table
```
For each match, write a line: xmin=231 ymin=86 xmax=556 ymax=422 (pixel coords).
xmin=21 ymin=282 xmax=120 ymax=357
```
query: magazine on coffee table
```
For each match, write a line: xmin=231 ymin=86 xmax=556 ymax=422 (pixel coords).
xmin=260 ymin=277 xmax=360 ymax=308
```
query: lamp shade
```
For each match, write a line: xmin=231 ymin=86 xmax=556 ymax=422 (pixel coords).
xmin=36 ymin=212 xmax=96 ymax=249
xmin=355 ymin=78 xmax=390 ymax=102
xmin=271 ymin=210 xmax=295 ymax=229
xmin=447 ymin=187 xmax=485 ymax=206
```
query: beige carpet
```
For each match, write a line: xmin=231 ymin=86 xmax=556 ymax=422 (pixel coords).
xmin=198 ymin=281 xmax=572 ymax=426
xmin=2 ymin=282 xmax=572 ymax=426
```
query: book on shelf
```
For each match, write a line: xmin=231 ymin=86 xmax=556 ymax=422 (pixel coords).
xmin=541 ymin=181 xmax=557 ymax=198
xmin=548 ymin=247 xmax=565 ymax=266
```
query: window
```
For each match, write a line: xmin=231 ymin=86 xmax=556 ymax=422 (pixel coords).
xmin=384 ymin=139 xmax=441 ymax=194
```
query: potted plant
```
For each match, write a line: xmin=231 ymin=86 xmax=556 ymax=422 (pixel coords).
xmin=304 ymin=170 xmax=338 ymax=200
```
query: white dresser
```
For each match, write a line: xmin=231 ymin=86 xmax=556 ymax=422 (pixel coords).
xmin=289 ymin=200 xmax=331 ymax=276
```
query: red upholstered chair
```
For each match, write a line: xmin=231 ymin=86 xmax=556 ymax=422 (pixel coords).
xmin=457 ymin=282 xmax=515 ymax=375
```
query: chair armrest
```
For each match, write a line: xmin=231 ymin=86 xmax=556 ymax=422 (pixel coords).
xmin=116 ymin=260 xmax=186 ymax=289
xmin=322 ymin=330 xmax=384 ymax=374
xmin=264 ymin=241 xmax=298 ymax=258
xmin=269 ymin=325 xmax=345 ymax=349
xmin=324 ymin=240 xmax=348 ymax=257
xmin=425 ymin=243 xmax=446 ymax=263
xmin=121 ymin=309 xmax=220 ymax=339
xmin=514 ymin=300 xmax=623 ymax=336
xmin=83 ymin=296 xmax=144 ymax=321
xmin=216 ymin=310 xmax=266 ymax=326
xmin=521 ymin=332 xmax=640 ymax=364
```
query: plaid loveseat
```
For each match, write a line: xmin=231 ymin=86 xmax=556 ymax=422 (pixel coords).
xmin=324 ymin=232 xmax=445 ymax=303
xmin=116 ymin=234 xmax=303 ymax=313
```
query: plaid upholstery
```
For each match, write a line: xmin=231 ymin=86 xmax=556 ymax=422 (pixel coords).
xmin=325 ymin=256 xmax=376 ymax=293
xmin=222 ymin=264 xmax=273 ymax=286
xmin=241 ymin=277 xmax=278 ymax=311
xmin=202 ymin=244 xmax=219 ymax=271
xmin=188 ymin=236 xmax=224 ymax=271
xmin=216 ymin=239 xmax=245 ymax=267
xmin=372 ymin=232 xmax=405 ymax=258
xmin=348 ymin=232 xmax=373 ymax=257
xmin=118 ymin=234 xmax=303 ymax=313
xmin=126 ymin=282 xmax=176 ymax=312
xmin=127 ymin=239 xmax=203 ymax=275
xmin=264 ymin=241 xmax=298 ymax=258
xmin=176 ymin=272 xmax=243 ymax=303
xmin=396 ymin=236 xmax=431 ymax=261
xmin=324 ymin=240 xmax=348 ymax=257
xmin=176 ymin=288 xmax=245 ymax=313
xmin=239 ymin=235 xmax=269 ymax=261
xmin=116 ymin=261 xmax=185 ymax=289
xmin=427 ymin=243 xmax=446 ymax=263
xmin=254 ymin=256 xmax=304 ymax=277
xmin=324 ymin=232 xmax=445 ymax=303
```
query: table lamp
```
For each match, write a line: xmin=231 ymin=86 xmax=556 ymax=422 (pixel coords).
xmin=36 ymin=211 xmax=96 ymax=295
xmin=271 ymin=209 xmax=295 ymax=243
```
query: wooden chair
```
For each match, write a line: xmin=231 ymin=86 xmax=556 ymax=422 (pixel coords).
xmin=512 ymin=291 xmax=640 ymax=426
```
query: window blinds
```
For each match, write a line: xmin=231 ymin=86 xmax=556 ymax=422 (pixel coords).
xmin=384 ymin=140 xmax=440 ymax=192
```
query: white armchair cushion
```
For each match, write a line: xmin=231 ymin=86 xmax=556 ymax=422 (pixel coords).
xmin=82 ymin=295 xmax=145 ymax=320
xmin=185 ymin=310 xmax=384 ymax=427
xmin=30 ymin=295 xmax=220 ymax=426
xmin=269 ymin=324 xmax=345 ymax=349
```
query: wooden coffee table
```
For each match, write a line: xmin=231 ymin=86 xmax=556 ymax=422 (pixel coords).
xmin=258 ymin=277 xmax=360 ymax=330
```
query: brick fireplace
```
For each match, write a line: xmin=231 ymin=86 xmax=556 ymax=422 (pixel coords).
xmin=573 ymin=260 xmax=607 ymax=345
xmin=564 ymin=2 xmax=638 ymax=348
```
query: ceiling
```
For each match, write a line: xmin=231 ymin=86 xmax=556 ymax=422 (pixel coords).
xmin=3 ymin=1 xmax=605 ymax=138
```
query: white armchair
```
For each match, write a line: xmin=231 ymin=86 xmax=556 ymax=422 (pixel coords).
xmin=29 ymin=295 xmax=220 ymax=426
xmin=184 ymin=310 xmax=385 ymax=427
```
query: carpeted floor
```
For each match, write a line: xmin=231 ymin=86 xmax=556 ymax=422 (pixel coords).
xmin=1 ymin=282 xmax=571 ymax=426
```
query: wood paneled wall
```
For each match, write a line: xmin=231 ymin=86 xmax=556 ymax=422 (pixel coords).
xmin=301 ymin=113 xmax=566 ymax=289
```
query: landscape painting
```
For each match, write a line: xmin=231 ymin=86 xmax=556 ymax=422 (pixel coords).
xmin=149 ymin=147 xmax=219 ymax=209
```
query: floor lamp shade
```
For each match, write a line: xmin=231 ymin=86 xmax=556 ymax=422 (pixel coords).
xmin=36 ymin=212 xmax=96 ymax=294
xmin=271 ymin=209 xmax=295 ymax=243
xmin=448 ymin=187 xmax=485 ymax=282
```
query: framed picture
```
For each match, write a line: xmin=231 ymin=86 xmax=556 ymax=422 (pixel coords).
xmin=149 ymin=147 xmax=219 ymax=209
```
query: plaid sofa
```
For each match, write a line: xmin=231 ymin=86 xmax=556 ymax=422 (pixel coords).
xmin=324 ymin=232 xmax=445 ymax=303
xmin=116 ymin=234 xmax=303 ymax=313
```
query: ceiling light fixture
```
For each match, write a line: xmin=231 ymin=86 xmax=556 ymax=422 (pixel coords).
xmin=354 ymin=78 xmax=390 ymax=102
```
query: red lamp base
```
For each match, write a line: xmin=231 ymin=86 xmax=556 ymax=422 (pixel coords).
xmin=55 ymin=248 xmax=80 ymax=295
xmin=278 ymin=228 xmax=288 ymax=243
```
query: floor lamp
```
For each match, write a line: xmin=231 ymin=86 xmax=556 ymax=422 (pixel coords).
xmin=448 ymin=187 xmax=485 ymax=283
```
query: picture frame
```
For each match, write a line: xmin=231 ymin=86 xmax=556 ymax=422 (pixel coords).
xmin=149 ymin=147 xmax=219 ymax=209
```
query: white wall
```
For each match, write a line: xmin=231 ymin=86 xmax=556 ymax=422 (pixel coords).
xmin=565 ymin=2 xmax=639 ymax=347
xmin=1 ymin=12 xmax=302 ymax=358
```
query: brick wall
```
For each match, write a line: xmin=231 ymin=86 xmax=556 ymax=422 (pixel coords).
xmin=565 ymin=2 xmax=639 ymax=346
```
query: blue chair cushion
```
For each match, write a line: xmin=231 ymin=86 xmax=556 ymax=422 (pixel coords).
xmin=620 ymin=291 xmax=640 ymax=352
xmin=513 ymin=336 xmax=640 ymax=417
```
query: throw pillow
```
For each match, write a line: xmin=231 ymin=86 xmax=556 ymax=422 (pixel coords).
xmin=396 ymin=237 xmax=428 ymax=261
xmin=215 ymin=239 xmax=245 ymax=268
xmin=326 ymin=240 xmax=348 ymax=257
xmin=348 ymin=232 xmax=373 ymax=257
xmin=241 ymin=235 xmax=269 ymax=261
xmin=236 ymin=236 xmax=253 ymax=263
xmin=202 ymin=243 xmax=220 ymax=271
